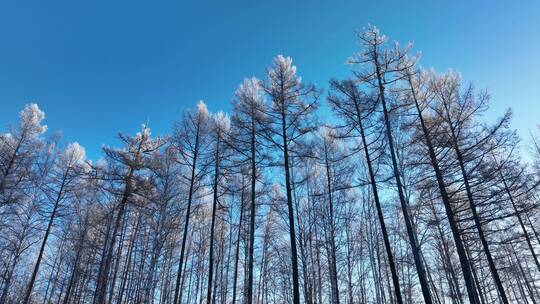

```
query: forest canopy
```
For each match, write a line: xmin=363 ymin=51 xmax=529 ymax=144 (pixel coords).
xmin=1 ymin=25 xmax=540 ymax=304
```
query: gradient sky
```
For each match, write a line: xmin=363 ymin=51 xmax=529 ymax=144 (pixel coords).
xmin=1 ymin=0 xmax=539 ymax=160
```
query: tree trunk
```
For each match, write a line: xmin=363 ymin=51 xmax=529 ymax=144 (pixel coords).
xmin=323 ymin=146 xmax=340 ymax=304
xmin=443 ymin=98 xmax=509 ymax=304
xmin=207 ymin=130 xmax=221 ymax=304
xmin=117 ymin=213 xmax=141 ymax=304
xmin=107 ymin=209 xmax=130 ymax=304
xmin=94 ymin=168 xmax=134 ymax=304
xmin=63 ymin=211 xmax=90 ymax=304
xmin=280 ymin=106 xmax=301 ymax=304
xmin=350 ymin=88 xmax=403 ymax=304
xmin=247 ymin=116 xmax=257 ymax=304
xmin=232 ymin=185 xmax=245 ymax=304
xmin=500 ymin=173 xmax=540 ymax=272
xmin=376 ymin=65 xmax=431 ymax=304
xmin=23 ymin=169 xmax=70 ymax=304
xmin=173 ymin=118 xmax=201 ymax=304
xmin=406 ymin=72 xmax=480 ymax=304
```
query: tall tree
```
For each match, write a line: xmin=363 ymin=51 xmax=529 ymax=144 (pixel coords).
xmin=206 ymin=111 xmax=230 ymax=304
xmin=94 ymin=125 xmax=164 ymax=304
xmin=398 ymin=64 xmax=482 ymax=303
xmin=230 ymin=77 xmax=268 ymax=304
xmin=22 ymin=143 xmax=87 ymax=304
xmin=263 ymin=55 xmax=319 ymax=304
xmin=348 ymin=25 xmax=434 ymax=304
xmin=0 ymin=103 xmax=47 ymax=206
xmin=141 ymin=145 xmax=182 ymax=303
xmin=172 ymin=101 xmax=211 ymax=304
xmin=315 ymin=126 xmax=344 ymax=304
xmin=428 ymin=71 xmax=512 ymax=303
xmin=328 ymin=79 xmax=405 ymax=304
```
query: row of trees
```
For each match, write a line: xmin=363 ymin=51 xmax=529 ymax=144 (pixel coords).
xmin=1 ymin=25 xmax=539 ymax=304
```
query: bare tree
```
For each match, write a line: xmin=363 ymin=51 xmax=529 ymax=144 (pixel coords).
xmin=172 ymin=101 xmax=211 ymax=304
xmin=348 ymin=25 xmax=434 ymax=304
xmin=230 ymin=77 xmax=269 ymax=304
xmin=328 ymin=78 xmax=406 ymax=304
xmin=0 ymin=104 xmax=47 ymax=206
xmin=206 ymin=112 xmax=231 ymax=304
xmin=262 ymin=55 xmax=319 ymax=304
xmin=94 ymin=124 xmax=164 ymax=304
xmin=22 ymin=143 xmax=87 ymax=304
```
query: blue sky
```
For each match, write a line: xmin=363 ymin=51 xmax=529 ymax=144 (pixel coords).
xmin=1 ymin=0 xmax=539 ymax=160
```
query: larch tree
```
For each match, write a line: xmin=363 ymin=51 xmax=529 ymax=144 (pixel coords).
xmin=262 ymin=55 xmax=319 ymax=304
xmin=94 ymin=124 xmax=164 ymax=304
xmin=314 ymin=126 xmax=345 ymax=304
xmin=348 ymin=25 xmax=434 ymax=304
xmin=0 ymin=103 xmax=47 ymax=206
xmin=328 ymin=78 xmax=405 ymax=304
xmin=206 ymin=111 xmax=231 ymax=304
xmin=172 ymin=100 xmax=212 ymax=304
xmin=230 ymin=77 xmax=269 ymax=304
xmin=395 ymin=62 xmax=482 ymax=303
xmin=429 ymin=71 xmax=513 ymax=303
xmin=22 ymin=142 xmax=87 ymax=304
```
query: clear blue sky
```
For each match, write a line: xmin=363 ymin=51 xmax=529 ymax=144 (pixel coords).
xmin=1 ymin=0 xmax=539 ymax=160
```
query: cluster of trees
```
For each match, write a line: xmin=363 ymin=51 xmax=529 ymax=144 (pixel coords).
xmin=1 ymin=25 xmax=539 ymax=304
